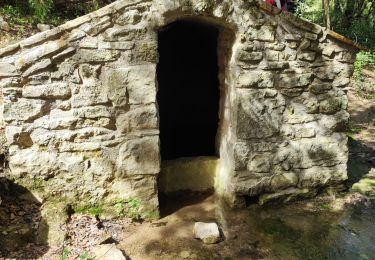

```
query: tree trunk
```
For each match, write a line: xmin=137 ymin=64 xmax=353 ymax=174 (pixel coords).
xmin=323 ymin=0 xmax=331 ymax=29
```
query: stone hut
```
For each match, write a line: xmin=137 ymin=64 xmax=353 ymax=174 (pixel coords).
xmin=0 ymin=0 xmax=361 ymax=217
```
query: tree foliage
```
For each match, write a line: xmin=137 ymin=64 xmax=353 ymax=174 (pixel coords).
xmin=295 ymin=0 xmax=375 ymax=50
xmin=0 ymin=0 xmax=115 ymax=24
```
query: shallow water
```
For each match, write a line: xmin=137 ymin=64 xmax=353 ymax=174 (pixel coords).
xmin=220 ymin=200 xmax=375 ymax=260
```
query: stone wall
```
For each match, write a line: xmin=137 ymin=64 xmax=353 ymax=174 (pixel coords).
xmin=0 ymin=0 xmax=359 ymax=215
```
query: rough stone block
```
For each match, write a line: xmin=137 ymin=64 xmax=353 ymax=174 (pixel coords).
xmin=236 ymin=89 xmax=283 ymax=139
xmin=270 ymin=172 xmax=298 ymax=191
xmin=236 ymin=71 xmax=274 ymax=88
xmin=103 ymin=67 xmax=128 ymax=107
xmin=284 ymin=34 xmax=302 ymax=41
xmin=193 ymin=222 xmax=221 ymax=244
xmin=260 ymin=61 xmax=289 ymax=70
xmin=4 ymin=99 xmax=48 ymax=122
xmin=91 ymin=244 xmax=126 ymax=260
xmin=238 ymin=51 xmax=263 ymax=62
xmin=0 ymin=62 xmax=18 ymax=77
xmin=71 ymin=82 xmax=109 ymax=108
xmin=99 ymin=41 xmax=134 ymax=50
xmin=132 ymin=41 xmax=158 ymax=63
xmin=72 ymin=49 xmax=119 ymax=63
xmin=126 ymin=65 xmax=156 ymax=105
xmin=22 ymin=59 xmax=52 ymax=77
xmin=299 ymin=164 xmax=347 ymax=187
xmin=117 ymin=136 xmax=160 ymax=176
xmin=265 ymin=50 xmax=280 ymax=61
xmin=298 ymin=51 xmax=316 ymax=62
xmin=248 ymin=154 xmax=271 ymax=173
xmin=23 ymin=83 xmax=71 ymax=99
xmin=16 ymin=41 xmax=67 ymax=70
xmin=9 ymin=147 xmax=59 ymax=178
xmin=103 ymin=27 xmax=147 ymax=42
xmin=308 ymin=83 xmax=332 ymax=94
xmin=279 ymin=73 xmax=313 ymax=88
xmin=33 ymin=109 xmax=77 ymax=130
xmin=319 ymin=97 xmax=344 ymax=114
xmin=74 ymin=106 xmax=112 ymax=119
xmin=319 ymin=111 xmax=349 ymax=132
xmin=332 ymin=77 xmax=350 ymax=88
xmin=248 ymin=26 xmax=275 ymax=42
xmin=116 ymin=104 xmax=158 ymax=133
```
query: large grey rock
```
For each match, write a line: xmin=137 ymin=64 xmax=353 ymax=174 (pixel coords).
xmin=194 ymin=222 xmax=221 ymax=244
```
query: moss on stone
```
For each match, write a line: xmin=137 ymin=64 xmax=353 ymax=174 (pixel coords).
xmin=319 ymin=98 xmax=343 ymax=114
xmin=352 ymin=177 xmax=375 ymax=196
xmin=75 ymin=206 xmax=105 ymax=215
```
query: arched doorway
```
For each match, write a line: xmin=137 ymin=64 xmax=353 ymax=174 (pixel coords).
xmin=157 ymin=20 xmax=220 ymax=160
xmin=156 ymin=19 xmax=235 ymax=214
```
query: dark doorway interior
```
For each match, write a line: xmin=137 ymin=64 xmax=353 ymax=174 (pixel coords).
xmin=157 ymin=20 xmax=220 ymax=160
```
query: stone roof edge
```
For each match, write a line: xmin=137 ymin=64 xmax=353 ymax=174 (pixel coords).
xmin=0 ymin=0 xmax=368 ymax=58
xmin=256 ymin=0 xmax=368 ymax=51
xmin=0 ymin=0 xmax=148 ymax=57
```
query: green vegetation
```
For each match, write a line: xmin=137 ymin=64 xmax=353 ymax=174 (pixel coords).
xmin=295 ymin=0 xmax=375 ymax=100
xmin=75 ymin=206 xmax=104 ymax=216
xmin=62 ymin=246 xmax=71 ymax=260
xmin=0 ymin=0 xmax=115 ymax=26
xmin=352 ymin=176 xmax=375 ymax=196
xmin=295 ymin=0 xmax=375 ymax=50
xmin=354 ymin=51 xmax=375 ymax=99
xmin=114 ymin=197 xmax=142 ymax=220
xmin=79 ymin=251 xmax=95 ymax=260
xmin=74 ymin=197 xmax=143 ymax=220
xmin=28 ymin=0 xmax=54 ymax=23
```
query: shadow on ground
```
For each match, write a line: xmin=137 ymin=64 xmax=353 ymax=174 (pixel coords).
xmin=347 ymin=137 xmax=375 ymax=187
xmin=0 ymin=177 xmax=49 ymax=258
xmin=158 ymin=191 xmax=213 ymax=218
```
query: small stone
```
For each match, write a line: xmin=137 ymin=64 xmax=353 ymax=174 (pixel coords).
xmin=304 ymin=32 xmax=318 ymax=40
xmin=37 ymin=24 xmax=51 ymax=32
xmin=194 ymin=222 xmax=221 ymax=244
xmin=0 ymin=20 xmax=10 ymax=31
xmin=91 ymin=244 xmax=126 ymax=260
xmin=180 ymin=251 xmax=190 ymax=259
xmin=298 ymin=51 xmax=316 ymax=62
